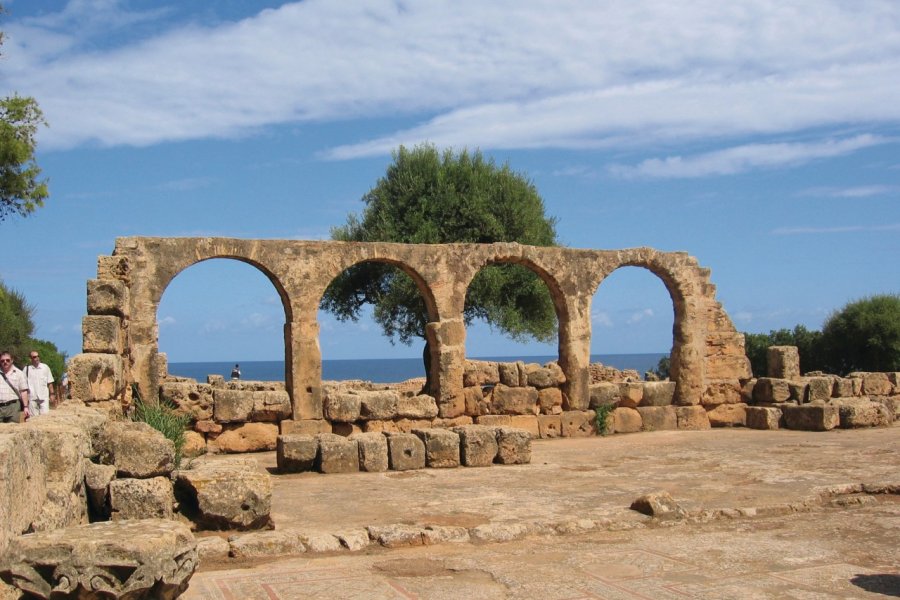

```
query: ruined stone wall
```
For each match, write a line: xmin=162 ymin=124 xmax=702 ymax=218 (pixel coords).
xmin=69 ymin=237 xmax=752 ymax=422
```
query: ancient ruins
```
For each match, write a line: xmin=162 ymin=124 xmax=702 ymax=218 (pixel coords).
xmin=1 ymin=237 xmax=897 ymax=599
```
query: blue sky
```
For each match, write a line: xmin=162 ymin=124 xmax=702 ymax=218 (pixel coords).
xmin=1 ymin=0 xmax=898 ymax=364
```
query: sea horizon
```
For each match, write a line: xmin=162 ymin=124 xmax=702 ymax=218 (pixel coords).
xmin=168 ymin=352 xmax=667 ymax=384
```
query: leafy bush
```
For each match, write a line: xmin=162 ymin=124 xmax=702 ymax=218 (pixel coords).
xmin=820 ymin=294 xmax=900 ymax=374
xmin=594 ymin=403 xmax=614 ymax=436
xmin=743 ymin=325 xmax=822 ymax=377
xmin=649 ymin=355 xmax=670 ymax=380
xmin=131 ymin=385 xmax=190 ymax=467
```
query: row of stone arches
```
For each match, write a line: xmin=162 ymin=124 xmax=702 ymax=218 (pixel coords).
xmin=81 ymin=237 xmax=750 ymax=417
xmin=158 ymin=257 xmax=675 ymax=381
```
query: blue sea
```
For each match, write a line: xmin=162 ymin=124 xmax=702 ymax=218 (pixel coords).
xmin=168 ymin=353 xmax=666 ymax=383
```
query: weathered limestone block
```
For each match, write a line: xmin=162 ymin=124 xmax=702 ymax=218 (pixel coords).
xmin=871 ymin=395 xmax=900 ymax=420
xmin=174 ymin=457 xmax=272 ymax=530
xmin=789 ymin=381 xmax=809 ymax=403
xmin=96 ymin=254 xmax=130 ymax=282
xmin=86 ymin=278 xmax=129 ymax=317
xmin=182 ymin=431 xmax=206 ymax=459
xmin=324 ymin=393 xmax=362 ymax=422
xmin=630 ymin=491 xmax=686 ymax=520
xmin=464 ymin=385 xmax=489 ymax=416
xmin=463 ymin=361 xmax=500 ymax=387
xmin=431 ymin=416 xmax=474 ymax=428
xmin=212 ymin=389 xmax=254 ymax=423
xmin=525 ymin=363 xmax=563 ymax=389
xmin=280 ymin=419 xmax=331 ymax=436
xmin=412 ymin=428 xmax=460 ymax=468
xmin=740 ymin=378 xmax=756 ymax=404
xmin=611 ymin=407 xmax=642 ymax=433
xmin=362 ymin=420 xmax=400 ymax=433
xmin=82 ymin=315 xmax=123 ymax=354
xmin=469 ymin=523 xmax=528 ymax=543
xmin=641 ymin=381 xmax=676 ymax=406
xmin=589 ymin=382 xmax=620 ymax=409
xmin=194 ymin=420 xmax=222 ymax=434
xmin=84 ymin=461 xmax=116 ymax=520
xmin=251 ymin=391 xmax=292 ymax=422
xmin=537 ymin=415 xmax=562 ymax=438
xmin=196 ymin=536 xmax=230 ymax=563
xmin=385 ymin=432 xmax=426 ymax=471
xmin=68 ymin=353 xmax=124 ymax=403
xmin=317 ymin=433 xmax=359 ymax=473
xmin=560 ymin=410 xmax=596 ymax=437
xmin=276 ymin=434 xmax=319 ymax=473
xmin=476 ymin=415 xmax=512 ymax=427
xmin=862 ymin=373 xmax=893 ymax=396
xmin=0 ymin=427 xmax=46 ymax=554
xmin=537 ymin=387 xmax=563 ymax=414
xmin=746 ymin=406 xmax=782 ymax=430
xmin=452 ymin=425 xmax=498 ymax=467
xmin=498 ymin=362 xmax=520 ymax=386
xmin=806 ymin=377 xmax=834 ymax=403
xmin=833 ymin=377 xmax=862 ymax=397
xmin=509 ymin=415 xmax=540 ymax=437
xmin=228 ymin=530 xmax=305 ymax=559
xmin=95 ymin=421 xmax=175 ymax=478
xmin=890 ymin=372 xmax=900 ymax=392
xmin=358 ymin=390 xmax=400 ymax=420
xmin=297 ymin=531 xmax=342 ymax=553
xmin=675 ymin=406 xmax=711 ymax=430
xmin=838 ymin=401 xmax=893 ymax=428
xmin=422 ymin=525 xmax=470 ymax=545
xmin=494 ymin=427 xmax=531 ymax=464
xmin=0 ymin=519 xmax=197 ymax=600
xmin=207 ymin=374 xmax=225 ymax=387
xmin=396 ymin=394 xmax=439 ymax=419
xmin=332 ymin=422 xmax=363 ymax=437
xmin=617 ymin=382 xmax=643 ymax=409
xmin=161 ymin=381 xmax=214 ymax=422
xmin=767 ymin=345 xmax=800 ymax=379
xmin=753 ymin=378 xmax=791 ymax=404
xmin=702 ymin=382 xmax=741 ymax=405
xmin=209 ymin=423 xmax=278 ymax=453
xmin=706 ymin=403 xmax=747 ymax=427
xmin=637 ymin=406 xmax=677 ymax=431
xmin=367 ymin=524 xmax=426 ymax=548
xmin=109 ymin=477 xmax=175 ymax=520
xmin=782 ymin=404 xmax=839 ymax=431
xmin=490 ymin=384 xmax=539 ymax=415
xmin=335 ymin=529 xmax=371 ymax=551
xmin=350 ymin=432 xmax=389 ymax=472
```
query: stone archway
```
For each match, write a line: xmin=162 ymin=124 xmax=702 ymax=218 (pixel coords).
xmin=70 ymin=237 xmax=750 ymax=419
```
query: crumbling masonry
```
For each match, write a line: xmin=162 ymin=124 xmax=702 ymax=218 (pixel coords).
xmin=70 ymin=237 xmax=751 ymax=416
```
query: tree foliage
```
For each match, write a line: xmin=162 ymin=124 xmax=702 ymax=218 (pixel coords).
xmin=743 ymin=325 xmax=822 ymax=377
xmin=0 ymin=279 xmax=66 ymax=378
xmin=743 ymin=294 xmax=900 ymax=376
xmin=1 ymin=7 xmax=49 ymax=221
xmin=819 ymin=294 xmax=900 ymax=374
xmin=321 ymin=144 xmax=559 ymax=347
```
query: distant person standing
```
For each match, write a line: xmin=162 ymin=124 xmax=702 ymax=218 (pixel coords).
xmin=59 ymin=371 xmax=69 ymax=404
xmin=231 ymin=364 xmax=241 ymax=380
xmin=25 ymin=350 xmax=55 ymax=416
xmin=0 ymin=351 xmax=29 ymax=422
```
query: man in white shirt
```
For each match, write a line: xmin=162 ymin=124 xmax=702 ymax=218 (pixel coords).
xmin=0 ymin=351 xmax=29 ymax=423
xmin=24 ymin=350 xmax=55 ymax=416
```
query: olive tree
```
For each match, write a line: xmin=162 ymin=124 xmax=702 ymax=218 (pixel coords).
xmin=320 ymin=144 xmax=559 ymax=378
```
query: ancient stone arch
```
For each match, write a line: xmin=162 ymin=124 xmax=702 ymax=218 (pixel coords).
xmin=72 ymin=237 xmax=750 ymax=418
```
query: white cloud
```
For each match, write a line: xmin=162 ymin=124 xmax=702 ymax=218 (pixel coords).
xmin=158 ymin=315 xmax=176 ymax=326
xmin=607 ymin=135 xmax=889 ymax=179
xmin=626 ymin=308 xmax=654 ymax=324
xmin=797 ymin=185 xmax=896 ymax=198
xmin=241 ymin=312 xmax=272 ymax=329
xmin=592 ymin=311 xmax=613 ymax=327
xmin=3 ymin=0 xmax=899 ymax=159
xmin=772 ymin=223 xmax=900 ymax=235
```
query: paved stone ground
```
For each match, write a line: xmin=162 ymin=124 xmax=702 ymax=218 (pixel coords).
xmin=184 ymin=426 xmax=900 ymax=599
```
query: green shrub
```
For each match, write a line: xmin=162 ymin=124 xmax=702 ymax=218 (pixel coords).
xmin=820 ymin=294 xmax=900 ymax=374
xmin=131 ymin=385 xmax=190 ymax=467
xmin=594 ymin=403 xmax=614 ymax=436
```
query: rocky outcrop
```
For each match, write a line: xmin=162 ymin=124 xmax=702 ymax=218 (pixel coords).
xmin=173 ymin=457 xmax=272 ymax=531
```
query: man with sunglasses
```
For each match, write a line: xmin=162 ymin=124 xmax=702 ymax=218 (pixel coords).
xmin=0 ymin=351 xmax=29 ymax=423
xmin=25 ymin=350 xmax=55 ymax=416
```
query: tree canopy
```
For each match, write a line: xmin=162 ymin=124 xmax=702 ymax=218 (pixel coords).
xmin=320 ymin=144 xmax=559 ymax=349
xmin=743 ymin=294 xmax=900 ymax=376
xmin=0 ymin=279 xmax=66 ymax=378
xmin=1 ymin=7 xmax=49 ymax=221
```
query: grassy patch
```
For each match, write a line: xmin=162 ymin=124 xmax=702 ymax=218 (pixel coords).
xmin=594 ymin=403 xmax=614 ymax=436
xmin=131 ymin=385 xmax=190 ymax=467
